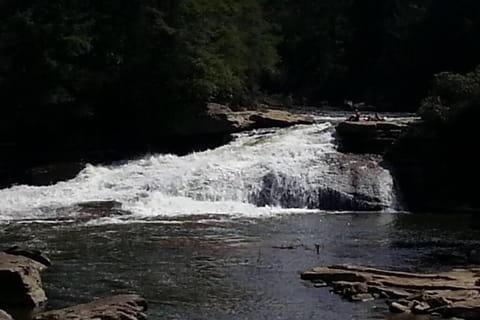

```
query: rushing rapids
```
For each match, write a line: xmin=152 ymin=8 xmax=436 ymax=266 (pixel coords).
xmin=0 ymin=116 xmax=399 ymax=223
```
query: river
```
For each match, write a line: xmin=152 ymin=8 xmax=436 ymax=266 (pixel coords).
xmin=1 ymin=115 xmax=479 ymax=319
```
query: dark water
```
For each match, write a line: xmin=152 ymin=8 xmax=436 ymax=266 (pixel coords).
xmin=1 ymin=212 xmax=480 ymax=320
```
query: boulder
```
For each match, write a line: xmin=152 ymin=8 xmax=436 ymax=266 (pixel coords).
xmin=335 ymin=119 xmax=415 ymax=154
xmin=0 ymin=310 xmax=12 ymax=320
xmin=4 ymin=246 xmax=52 ymax=267
xmin=34 ymin=294 xmax=148 ymax=320
xmin=0 ymin=252 xmax=48 ymax=308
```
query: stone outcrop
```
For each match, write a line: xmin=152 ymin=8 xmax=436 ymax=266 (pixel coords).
xmin=34 ymin=294 xmax=148 ymax=320
xmin=168 ymin=103 xmax=314 ymax=136
xmin=4 ymin=246 xmax=52 ymax=267
xmin=384 ymin=118 xmax=480 ymax=212
xmin=0 ymin=252 xmax=48 ymax=308
xmin=335 ymin=119 xmax=415 ymax=154
xmin=0 ymin=310 xmax=12 ymax=320
xmin=302 ymin=264 xmax=480 ymax=319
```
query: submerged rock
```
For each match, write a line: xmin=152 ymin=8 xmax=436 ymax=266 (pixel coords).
xmin=302 ymin=264 xmax=480 ymax=319
xmin=34 ymin=294 xmax=148 ymax=320
xmin=43 ymin=201 xmax=131 ymax=223
xmin=0 ymin=252 xmax=48 ymax=308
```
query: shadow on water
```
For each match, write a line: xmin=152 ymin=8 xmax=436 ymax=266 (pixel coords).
xmin=1 ymin=211 xmax=480 ymax=319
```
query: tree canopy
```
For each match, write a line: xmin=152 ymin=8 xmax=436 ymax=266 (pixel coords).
xmin=0 ymin=0 xmax=479 ymax=149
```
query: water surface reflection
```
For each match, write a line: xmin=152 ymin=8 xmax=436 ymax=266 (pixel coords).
xmin=1 ymin=212 xmax=479 ymax=319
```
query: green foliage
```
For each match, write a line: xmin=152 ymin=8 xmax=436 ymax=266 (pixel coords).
xmin=0 ymin=0 xmax=278 ymax=141
xmin=0 ymin=0 xmax=479 ymax=147
xmin=419 ymin=66 xmax=480 ymax=125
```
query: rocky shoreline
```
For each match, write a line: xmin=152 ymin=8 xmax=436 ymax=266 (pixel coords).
xmin=302 ymin=264 xmax=480 ymax=319
xmin=0 ymin=248 xmax=147 ymax=320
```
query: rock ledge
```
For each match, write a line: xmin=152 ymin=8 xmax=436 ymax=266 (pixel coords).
xmin=34 ymin=294 xmax=148 ymax=320
xmin=302 ymin=264 xmax=480 ymax=319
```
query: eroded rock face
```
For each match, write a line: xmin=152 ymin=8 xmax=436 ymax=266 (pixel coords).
xmin=0 ymin=252 xmax=48 ymax=308
xmin=34 ymin=294 xmax=148 ymax=320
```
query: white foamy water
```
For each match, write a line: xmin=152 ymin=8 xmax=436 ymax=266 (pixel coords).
xmin=0 ymin=119 xmax=398 ymax=223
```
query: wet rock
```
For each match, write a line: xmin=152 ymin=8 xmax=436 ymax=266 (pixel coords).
xmin=169 ymin=103 xmax=314 ymax=136
xmin=252 ymin=171 xmax=386 ymax=212
xmin=4 ymin=246 xmax=52 ymax=267
xmin=350 ymin=293 xmax=374 ymax=302
xmin=335 ymin=119 xmax=414 ymax=154
xmin=332 ymin=281 xmax=368 ymax=296
xmin=412 ymin=301 xmax=431 ymax=314
xmin=302 ymin=264 xmax=480 ymax=319
xmin=388 ymin=301 xmax=411 ymax=313
xmin=34 ymin=294 xmax=148 ymax=320
xmin=48 ymin=201 xmax=131 ymax=222
xmin=313 ymin=280 xmax=328 ymax=288
xmin=0 ymin=252 xmax=48 ymax=308
xmin=0 ymin=310 xmax=12 ymax=320
xmin=76 ymin=200 xmax=128 ymax=216
xmin=444 ymin=299 xmax=480 ymax=320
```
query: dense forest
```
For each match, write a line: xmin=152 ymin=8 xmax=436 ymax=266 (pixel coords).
xmin=0 ymin=0 xmax=479 ymax=165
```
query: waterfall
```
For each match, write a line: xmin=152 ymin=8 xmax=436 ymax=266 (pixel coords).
xmin=0 ymin=117 xmax=399 ymax=223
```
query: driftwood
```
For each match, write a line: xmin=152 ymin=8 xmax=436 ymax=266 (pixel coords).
xmin=301 ymin=265 xmax=480 ymax=319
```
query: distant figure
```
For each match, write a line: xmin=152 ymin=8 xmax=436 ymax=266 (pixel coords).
xmin=374 ymin=112 xmax=384 ymax=121
xmin=347 ymin=108 xmax=361 ymax=121
xmin=344 ymin=99 xmax=353 ymax=109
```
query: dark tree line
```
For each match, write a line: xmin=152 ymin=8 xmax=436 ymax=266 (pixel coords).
xmin=264 ymin=0 xmax=480 ymax=109
xmin=0 ymin=0 xmax=479 ymax=152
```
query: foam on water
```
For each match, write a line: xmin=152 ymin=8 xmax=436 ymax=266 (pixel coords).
xmin=0 ymin=120 xmax=398 ymax=223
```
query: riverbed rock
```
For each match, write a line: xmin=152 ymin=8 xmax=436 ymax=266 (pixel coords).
xmin=0 ymin=252 xmax=48 ymax=308
xmin=4 ymin=246 xmax=52 ymax=267
xmin=388 ymin=301 xmax=411 ymax=313
xmin=301 ymin=265 xmax=480 ymax=319
xmin=34 ymin=294 xmax=148 ymax=320
xmin=168 ymin=103 xmax=314 ymax=137
xmin=0 ymin=310 xmax=12 ymax=320
xmin=335 ymin=119 xmax=415 ymax=154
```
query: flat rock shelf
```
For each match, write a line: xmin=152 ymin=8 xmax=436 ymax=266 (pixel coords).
xmin=301 ymin=265 xmax=480 ymax=319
